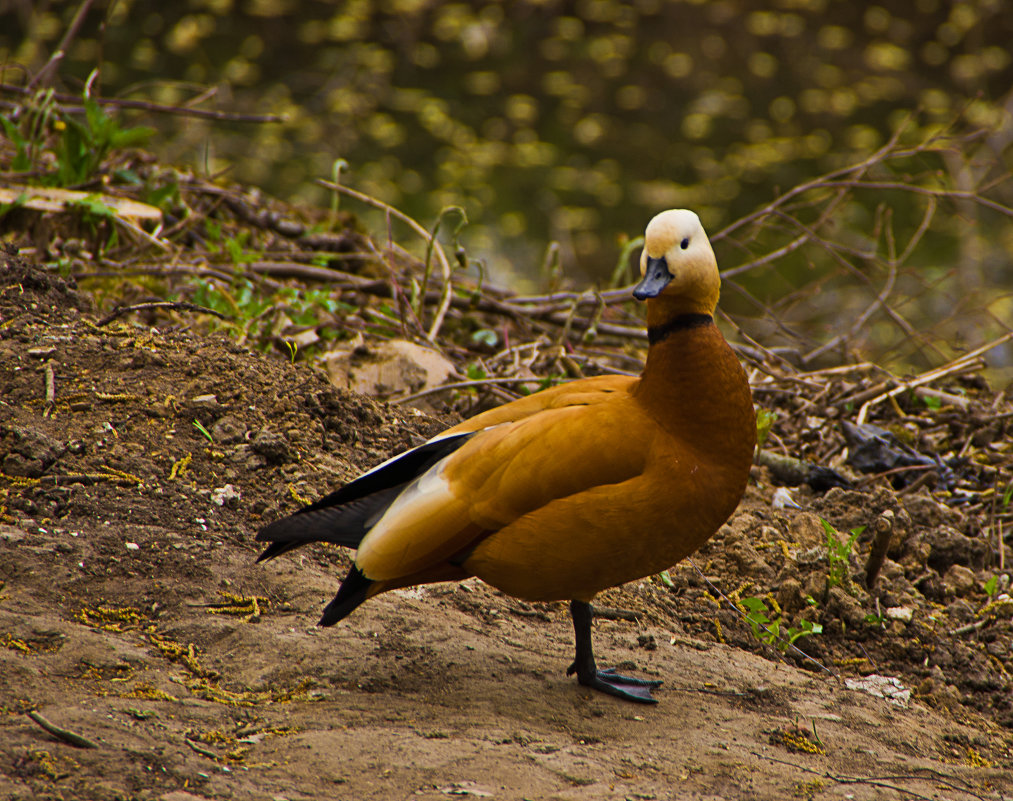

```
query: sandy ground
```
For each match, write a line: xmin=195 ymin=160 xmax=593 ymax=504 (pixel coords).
xmin=2 ymin=248 xmax=1011 ymax=800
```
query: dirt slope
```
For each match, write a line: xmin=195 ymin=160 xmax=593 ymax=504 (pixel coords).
xmin=1 ymin=249 xmax=1011 ymax=801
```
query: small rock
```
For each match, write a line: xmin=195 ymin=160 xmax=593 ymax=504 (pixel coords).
xmin=944 ymin=598 xmax=975 ymax=623
xmin=323 ymin=337 xmax=456 ymax=405
xmin=826 ymin=586 xmax=866 ymax=628
xmin=772 ymin=487 xmax=801 ymax=509
xmin=878 ymin=558 xmax=905 ymax=583
xmin=759 ymin=525 xmax=780 ymax=541
xmin=211 ymin=484 xmax=241 ymax=508
xmin=884 ymin=606 xmax=912 ymax=623
xmin=191 ymin=394 xmax=219 ymax=406
xmin=776 ymin=578 xmax=805 ymax=615
xmin=845 ymin=674 xmax=910 ymax=707
xmin=926 ymin=525 xmax=989 ymax=572
xmin=0 ymin=524 xmax=28 ymax=545
xmin=250 ymin=430 xmax=290 ymax=465
xmin=790 ymin=512 xmax=825 ymax=547
xmin=727 ymin=539 xmax=775 ymax=579
xmin=2 ymin=424 xmax=65 ymax=476
xmin=210 ymin=414 xmax=247 ymax=445
xmin=942 ymin=564 xmax=976 ymax=596
xmin=2 ymin=452 xmax=45 ymax=478
xmin=915 ymin=571 xmax=946 ymax=602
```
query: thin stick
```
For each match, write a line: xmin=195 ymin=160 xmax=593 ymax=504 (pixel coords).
xmin=713 ymin=120 xmax=915 ymax=242
xmin=27 ymin=0 xmax=97 ymax=90
xmin=44 ymin=362 xmax=55 ymax=405
xmin=97 ymin=301 xmax=231 ymax=326
xmin=394 ymin=376 xmax=544 ymax=404
xmin=0 ymin=83 xmax=285 ymax=123
xmin=856 ymin=332 xmax=1013 ymax=423
xmin=748 ymin=752 xmax=985 ymax=801
xmin=823 ymin=179 xmax=1013 ymax=219
xmin=318 ymin=180 xmax=453 ymax=341
xmin=27 ymin=710 xmax=99 ymax=749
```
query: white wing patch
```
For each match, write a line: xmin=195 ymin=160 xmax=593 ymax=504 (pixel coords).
xmin=354 ymin=455 xmax=472 ymax=581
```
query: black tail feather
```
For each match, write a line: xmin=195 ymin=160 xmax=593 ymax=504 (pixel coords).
xmin=255 ymin=540 xmax=302 ymax=563
xmin=319 ymin=564 xmax=373 ymax=626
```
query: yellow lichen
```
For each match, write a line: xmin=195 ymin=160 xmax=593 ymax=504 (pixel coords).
xmin=206 ymin=591 xmax=269 ymax=622
xmin=966 ymin=747 xmax=994 ymax=768
xmin=75 ymin=606 xmax=143 ymax=631
xmin=833 ymin=656 xmax=868 ymax=668
xmin=2 ymin=634 xmax=32 ymax=654
xmin=122 ymin=682 xmax=178 ymax=702
xmin=792 ymin=779 xmax=826 ymax=799
xmin=184 ymin=676 xmax=315 ymax=707
xmin=770 ymin=725 xmax=827 ymax=755
xmin=147 ymin=629 xmax=218 ymax=679
xmin=287 ymin=482 xmax=311 ymax=505
xmin=25 ymin=749 xmax=79 ymax=781
xmin=169 ymin=452 xmax=192 ymax=479
xmin=99 ymin=466 xmax=144 ymax=486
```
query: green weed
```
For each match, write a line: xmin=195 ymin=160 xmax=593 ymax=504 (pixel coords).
xmin=55 ymin=92 xmax=154 ymax=186
xmin=820 ymin=518 xmax=866 ymax=590
xmin=608 ymin=234 xmax=645 ymax=288
xmin=181 ymin=280 xmax=345 ymax=358
xmin=68 ymin=195 xmax=120 ymax=253
xmin=740 ymin=596 xmax=822 ymax=651
xmin=755 ymin=408 xmax=777 ymax=450
xmin=203 ymin=220 xmax=260 ymax=265
xmin=1 ymin=81 xmax=156 ymax=257
xmin=193 ymin=420 xmax=214 ymax=444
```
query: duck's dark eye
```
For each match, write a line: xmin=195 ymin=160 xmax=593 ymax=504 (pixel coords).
xmin=680 ymin=237 xmax=690 ymax=249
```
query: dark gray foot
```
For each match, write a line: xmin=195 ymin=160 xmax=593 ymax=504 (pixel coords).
xmin=568 ymin=600 xmax=662 ymax=704
xmin=566 ymin=663 xmax=662 ymax=703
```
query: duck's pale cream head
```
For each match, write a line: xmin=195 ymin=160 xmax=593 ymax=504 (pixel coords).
xmin=633 ymin=209 xmax=720 ymax=315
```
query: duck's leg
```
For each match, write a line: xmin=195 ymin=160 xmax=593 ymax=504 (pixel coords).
xmin=565 ymin=600 xmax=661 ymax=703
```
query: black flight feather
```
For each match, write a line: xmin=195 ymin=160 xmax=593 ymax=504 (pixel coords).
xmin=255 ymin=431 xmax=476 ymax=562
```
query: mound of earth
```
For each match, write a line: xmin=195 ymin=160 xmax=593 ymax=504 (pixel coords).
xmin=1 ymin=246 xmax=1011 ymax=800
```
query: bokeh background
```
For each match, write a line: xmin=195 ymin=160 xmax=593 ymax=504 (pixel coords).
xmin=3 ymin=0 xmax=1012 ymax=376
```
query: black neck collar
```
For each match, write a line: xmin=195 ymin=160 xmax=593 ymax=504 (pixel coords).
xmin=647 ymin=313 xmax=713 ymax=345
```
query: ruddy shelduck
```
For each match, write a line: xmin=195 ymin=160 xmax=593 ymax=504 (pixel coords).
xmin=257 ymin=209 xmax=755 ymax=703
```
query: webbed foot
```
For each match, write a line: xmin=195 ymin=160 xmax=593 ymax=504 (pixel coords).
xmin=566 ymin=663 xmax=661 ymax=703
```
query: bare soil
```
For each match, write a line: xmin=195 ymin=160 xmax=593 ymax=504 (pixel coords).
xmin=2 ymin=247 xmax=1012 ymax=801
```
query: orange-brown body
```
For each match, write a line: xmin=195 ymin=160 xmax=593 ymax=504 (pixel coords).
xmin=359 ymin=323 xmax=754 ymax=603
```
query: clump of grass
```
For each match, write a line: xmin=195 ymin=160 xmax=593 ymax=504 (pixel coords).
xmin=739 ymin=596 xmax=822 ymax=652
xmin=820 ymin=519 xmax=865 ymax=590
xmin=2 ymin=80 xmax=154 ymax=187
